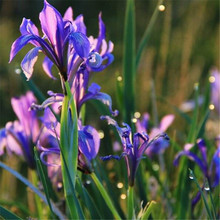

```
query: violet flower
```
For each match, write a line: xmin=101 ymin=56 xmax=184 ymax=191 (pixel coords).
xmin=9 ymin=0 xmax=114 ymax=84
xmin=173 ymin=139 xmax=220 ymax=208
xmin=38 ymin=107 xmax=100 ymax=174
xmin=100 ymin=116 xmax=169 ymax=186
xmin=31 ymin=82 xmax=118 ymax=117
xmin=0 ymin=92 xmax=40 ymax=168
xmin=136 ymin=113 xmax=174 ymax=157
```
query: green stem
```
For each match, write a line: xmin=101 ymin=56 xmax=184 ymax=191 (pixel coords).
xmin=90 ymin=173 xmax=121 ymax=220
xmin=127 ymin=186 xmax=134 ymax=220
xmin=136 ymin=0 xmax=164 ymax=69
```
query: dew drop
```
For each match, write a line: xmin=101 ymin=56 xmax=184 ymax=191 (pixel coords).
xmin=189 ymin=173 xmax=194 ymax=180
xmin=204 ymin=179 xmax=210 ymax=191
xmin=86 ymin=180 xmax=91 ymax=185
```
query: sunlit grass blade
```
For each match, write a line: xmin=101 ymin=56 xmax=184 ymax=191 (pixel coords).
xmin=176 ymin=83 xmax=200 ymax=219
xmin=123 ymin=0 xmax=136 ymax=125
xmin=0 ymin=200 xmax=30 ymax=216
xmin=140 ymin=200 xmax=157 ymax=220
xmin=76 ymin=178 xmax=102 ymax=219
xmin=115 ymin=72 xmax=123 ymax=113
xmin=0 ymin=161 xmax=65 ymax=219
xmin=0 ymin=205 xmax=22 ymax=220
xmin=90 ymin=172 xmax=122 ymax=220
xmin=59 ymin=81 xmax=84 ymax=219
xmin=189 ymin=169 xmax=214 ymax=219
xmin=136 ymin=0 xmax=164 ymax=68
xmin=127 ymin=186 xmax=134 ymax=219
xmin=187 ymin=83 xmax=199 ymax=143
xmin=34 ymin=147 xmax=56 ymax=218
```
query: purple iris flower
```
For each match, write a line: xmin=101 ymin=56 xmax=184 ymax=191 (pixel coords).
xmin=38 ymin=107 xmax=100 ymax=174
xmin=31 ymin=82 xmax=118 ymax=117
xmin=0 ymin=92 xmax=40 ymax=168
xmin=9 ymin=0 xmax=114 ymax=83
xmin=136 ymin=113 xmax=174 ymax=157
xmin=100 ymin=116 xmax=169 ymax=186
xmin=173 ymin=139 xmax=220 ymax=208
xmin=174 ymin=139 xmax=220 ymax=187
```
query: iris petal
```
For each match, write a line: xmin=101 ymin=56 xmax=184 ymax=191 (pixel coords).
xmin=21 ymin=47 xmax=40 ymax=80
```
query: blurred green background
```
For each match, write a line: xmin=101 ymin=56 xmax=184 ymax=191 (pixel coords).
xmin=0 ymin=0 xmax=219 ymax=126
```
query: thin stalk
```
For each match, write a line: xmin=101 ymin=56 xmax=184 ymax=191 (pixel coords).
xmin=0 ymin=161 xmax=65 ymax=219
xmin=189 ymin=169 xmax=213 ymax=219
xmin=127 ymin=186 xmax=134 ymax=220
xmin=136 ymin=0 xmax=164 ymax=69
xmin=90 ymin=173 xmax=122 ymax=220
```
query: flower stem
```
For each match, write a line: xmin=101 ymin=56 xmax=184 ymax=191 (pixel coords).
xmin=127 ymin=186 xmax=134 ymax=220
xmin=90 ymin=173 xmax=121 ymax=220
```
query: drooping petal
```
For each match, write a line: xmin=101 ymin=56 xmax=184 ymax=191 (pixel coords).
xmin=11 ymin=92 xmax=39 ymax=142
xmin=40 ymin=107 xmax=60 ymax=138
xmin=79 ymin=83 xmax=118 ymax=116
xmin=0 ymin=128 xmax=6 ymax=155
xmin=136 ymin=113 xmax=150 ymax=133
xmin=197 ymin=139 xmax=208 ymax=165
xmin=74 ymin=14 xmax=86 ymax=34
xmin=39 ymin=0 xmax=64 ymax=59
xmin=69 ymin=32 xmax=90 ymax=58
xmin=210 ymin=146 xmax=220 ymax=187
xmin=20 ymin=18 xmax=39 ymax=36
xmin=159 ymin=114 xmax=175 ymax=132
xmin=78 ymin=125 xmax=100 ymax=161
xmin=63 ymin=7 xmax=74 ymax=22
xmin=21 ymin=47 xmax=40 ymax=80
xmin=173 ymin=150 xmax=207 ymax=175
xmin=96 ymin=12 xmax=106 ymax=52
xmin=42 ymin=56 xmax=57 ymax=79
xmin=89 ymin=53 xmax=114 ymax=72
xmin=9 ymin=35 xmax=38 ymax=62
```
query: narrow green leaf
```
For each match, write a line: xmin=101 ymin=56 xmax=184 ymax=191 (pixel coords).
xmin=187 ymin=83 xmax=200 ymax=143
xmin=141 ymin=201 xmax=157 ymax=220
xmin=123 ymin=0 xmax=136 ymax=125
xmin=127 ymin=186 xmax=134 ymax=220
xmin=0 ymin=205 xmax=22 ymax=220
xmin=136 ymin=0 xmax=164 ymax=68
xmin=189 ymin=169 xmax=213 ymax=219
xmin=34 ymin=148 xmax=56 ymax=218
xmin=0 ymin=161 xmax=65 ymax=219
xmin=90 ymin=173 xmax=122 ymax=220
xmin=76 ymin=178 xmax=102 ymax=219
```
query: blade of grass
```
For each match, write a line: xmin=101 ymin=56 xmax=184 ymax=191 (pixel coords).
xmin=0 ymin=161 xmax=65 ymax=219
xmin=90 ymin=172 xmax=122 ymax=220
xmin=0 ymin=205 xmax=22 ymax=220
xmin=34 ymin=147 xmax=56 ymax=218
xmin=127 ymin=186 xmax=134 ymax=219
xmin=123 ymin=0 xmax=136 ymax=125
xmin=176 ymin=84 xmax=200 ymax=219
xmin=189 ymin=169 xmax=213 ymax=219
xmin=76 ymin=178 xmax=102 ymax=219
xmin=141 ymin=201 xmax=157 ymax=220
xmin=136 ymin=0 xmax=164 ymax=68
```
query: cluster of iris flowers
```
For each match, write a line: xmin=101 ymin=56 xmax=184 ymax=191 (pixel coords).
xmin=0 ymin=0 xmax=219 ymax=219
